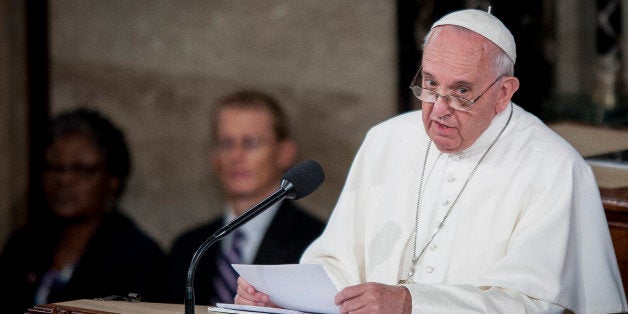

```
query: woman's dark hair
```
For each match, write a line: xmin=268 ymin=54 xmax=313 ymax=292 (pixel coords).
xmin=45 ymin=107 xmax=131 ymax=196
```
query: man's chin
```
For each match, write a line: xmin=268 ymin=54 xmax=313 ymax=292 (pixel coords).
xmin=430 ymin=137 xmax=463 ymax=153
xmin=227 ymin=189 xmax=259 ymax=199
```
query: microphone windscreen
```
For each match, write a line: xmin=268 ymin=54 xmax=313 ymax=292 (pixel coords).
xmin=281 ymin=160 xmax=325 ymax=200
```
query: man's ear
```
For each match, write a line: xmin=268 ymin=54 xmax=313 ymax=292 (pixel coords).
xmin=277 ymin=139 xmax=298 ymax=170
xmin=495 ymin=76 xmax=520 ymax=113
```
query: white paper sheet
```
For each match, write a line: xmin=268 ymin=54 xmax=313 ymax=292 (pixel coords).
xmin=232 ymin=264 xmax=340 ymax=314
xmin=213 ymin=303 xmax=305 ymax=314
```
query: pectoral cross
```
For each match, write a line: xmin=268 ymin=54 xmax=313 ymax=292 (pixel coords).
xmin=399 ymin=262 xmax=418 ymax=284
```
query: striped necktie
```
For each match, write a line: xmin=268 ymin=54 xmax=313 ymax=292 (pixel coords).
xmin=212 ymin=230 xmax=246 ymax=304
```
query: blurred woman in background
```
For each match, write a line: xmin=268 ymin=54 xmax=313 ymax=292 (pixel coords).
xmin=0 ymin=108 xmax=167 ymax=313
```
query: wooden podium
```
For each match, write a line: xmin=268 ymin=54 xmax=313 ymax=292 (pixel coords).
xmin=27 ymin=299 xmax=218 ymax=314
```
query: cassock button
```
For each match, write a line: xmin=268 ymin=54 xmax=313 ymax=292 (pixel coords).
xmin=446 ymin=175 xmax=455 ymax=182
xmin=426 ymin=266 xmax=434 ymax=273
xmin=440 ymin=199 xmax=450 ymax=206
xmin=429 ymin=243 xmax=437 ymax=251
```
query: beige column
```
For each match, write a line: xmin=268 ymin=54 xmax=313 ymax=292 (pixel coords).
xmin=0 ymin=1 xmax=29 ymax=252
xmin=554 ymin=0 xmax=597 ymax=95
xmin=623 ymin=0 xmax=628 ymax=96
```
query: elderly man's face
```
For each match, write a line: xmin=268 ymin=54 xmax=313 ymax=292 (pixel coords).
xmin=420 ymin=26 xmax=512 ymax=153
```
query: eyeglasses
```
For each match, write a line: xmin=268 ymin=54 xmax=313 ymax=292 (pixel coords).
xmin=215 ymin=136 xmax=271 ymax=153
xmin=409 ymin=67 xmax=502 ymax=112
xmin=44 ymin=162 xmax=106 ymax=178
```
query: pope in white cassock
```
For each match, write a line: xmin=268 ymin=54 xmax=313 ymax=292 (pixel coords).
xmin=236 ymin=9 xmax=628 ymax=313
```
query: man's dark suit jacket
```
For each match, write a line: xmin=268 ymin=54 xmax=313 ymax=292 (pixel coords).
xmin=167 ymin=200 xmax=325 ymax=305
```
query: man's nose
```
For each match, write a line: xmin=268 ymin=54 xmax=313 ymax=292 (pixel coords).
xmin=227 ymin=145 xmax=248 ymax=159
xmin=431 ymin=94 xmax=454 ymax=117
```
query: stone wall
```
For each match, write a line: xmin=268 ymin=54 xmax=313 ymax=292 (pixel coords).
xmin=49 ymin=0 xmax=397 ymax=250
xmin=0 ymin=1 xmax=28 ymax=251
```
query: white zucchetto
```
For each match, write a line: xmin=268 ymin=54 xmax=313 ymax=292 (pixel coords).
xmin=432 ymin=9 xmax=517 ymax=64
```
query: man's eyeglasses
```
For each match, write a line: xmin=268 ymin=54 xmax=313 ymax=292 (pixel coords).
xmin=215 ymin=136 xmax=270 ymax=153
xmin=409 ymin=68 xmax=502 ymax=112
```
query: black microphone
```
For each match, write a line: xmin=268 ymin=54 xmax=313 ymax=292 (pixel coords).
xmin=184 ymin=160 xmax=325 ymax=314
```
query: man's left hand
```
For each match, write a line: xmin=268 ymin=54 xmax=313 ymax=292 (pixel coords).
xmin=334 ymin=282 xmax=411 ymax=314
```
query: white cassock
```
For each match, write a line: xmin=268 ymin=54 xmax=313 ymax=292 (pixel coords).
xmin=301 ymin=103 xmax=627 ymax=313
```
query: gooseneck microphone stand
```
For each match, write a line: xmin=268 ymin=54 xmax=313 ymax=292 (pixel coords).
xmin=184 ymin=180 xmax=295 ymax=314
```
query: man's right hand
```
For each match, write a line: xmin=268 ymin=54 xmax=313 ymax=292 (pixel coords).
xmin=234 ymin=277 xmax=280 ymax=308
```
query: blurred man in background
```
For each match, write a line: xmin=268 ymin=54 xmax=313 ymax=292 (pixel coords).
xmin=168 ymin=90 xmax=325 ymax=305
